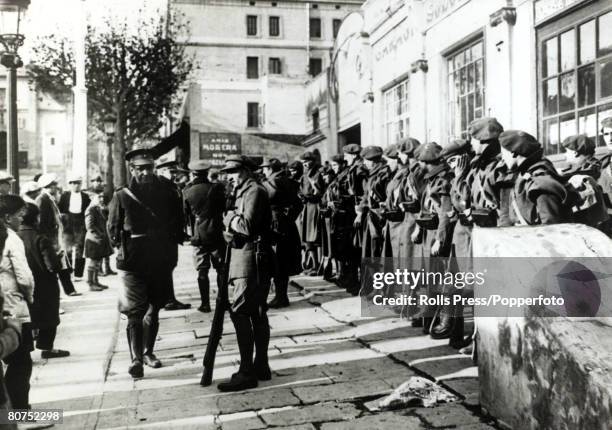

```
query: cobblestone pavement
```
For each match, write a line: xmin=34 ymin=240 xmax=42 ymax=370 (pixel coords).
xmin=30 ymin=246 xmax=500 ymax=429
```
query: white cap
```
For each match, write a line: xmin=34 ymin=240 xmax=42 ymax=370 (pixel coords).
xmin=0 ymin=171 xmax=15 ymax=183
xmin=37 ymin=173 xmax=58 ymax=188
xmin=67 ymin=172 xmax=83 ymax=183
xmin=21 ymin=181 xmax=41 ymax=194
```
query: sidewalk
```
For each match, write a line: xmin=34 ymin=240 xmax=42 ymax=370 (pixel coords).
xmin=30 ymin=246 xmax=498 ymax=429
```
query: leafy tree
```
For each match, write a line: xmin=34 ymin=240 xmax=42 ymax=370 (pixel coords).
xmin=28 ymin=10 xmax=195 ymax=188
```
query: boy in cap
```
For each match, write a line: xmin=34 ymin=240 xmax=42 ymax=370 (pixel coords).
xmin=0 ymin=172 xmax=15 ymax=196
xmin=298 ymin=151 xmax=325 ymax=275
xmin=107 ymin=147 xmax=185 ymax=378
xmin=500 ymin=130 xmax=568 ymax=225
xmin=261 ymin=158 xmax=303 ymax=308
xmin=218 ymin=155 xmax=273 ymax=391
xmin=183 ymin=160 xmax=227 ymax=313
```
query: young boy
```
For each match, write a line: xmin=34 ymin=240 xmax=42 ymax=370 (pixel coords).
xmin=84 ymin=191 xmax=113 ymax=291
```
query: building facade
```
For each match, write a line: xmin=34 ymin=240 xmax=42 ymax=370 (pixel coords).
xmin=172 ymin=0 xmax=364 ymax=164
xmin=307 ymin=0 xmax=612 ymax=162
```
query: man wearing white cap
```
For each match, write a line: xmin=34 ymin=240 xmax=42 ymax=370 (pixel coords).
xmin=21 ymin=181 xmax=41 ymax=204
xmin=0 ymin=171 xmax=15 ymax=196
xmin=58 ymin=173 xmax=90 ymax=280
xmin=36 ymin=173 xmax=80 ymax=296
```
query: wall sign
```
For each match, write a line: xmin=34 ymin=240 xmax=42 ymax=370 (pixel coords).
xmin=374 ymin=25 xmax=416 ymax=63
xmin=424 ymin=0 xmax=470 ymax=28
xmin=534 ymin=0 xmax=588 ymax=24
xmin=199 ymin=132 xmax=241 ymax=166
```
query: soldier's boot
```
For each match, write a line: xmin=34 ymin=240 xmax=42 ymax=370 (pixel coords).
xmin=449 ymin=303 xmax=472 ymax=349
xmin=94 ymin=271 xmax=108 ymax=290
xmin=218 ymin=314 xmax=257 ymax=392
xmin=74 ymin=258 xmax=86 ymax=279
xmin=198 ymin=272 xmax=211 ymax=313
xmin=101 ymin=258 xmax=117 ymax=276
xmin=329 ymin=259 xmax=342 ymax=284
xmin=253 ymin=312 xmax=271 ymax=381
xmin=268 ymin=277 xmax=289 ymax=308
xmin=143 ymin=311 xmax=162 ymax=369
xmin=88 ymin=269 xmax=104 ymax=292
xmin=430 ymin=303 xmax=455 ymax=340
xmin=127 ymin=322 xmax=144 ymax=378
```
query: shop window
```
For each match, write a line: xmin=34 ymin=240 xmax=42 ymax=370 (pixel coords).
xmin=540 ymin=9 xmax=612 ymax=155
xmin=246 ymin=15 xmax=258 ymax=36
xmin=247 ymin=56 xmax=259 ymax=79
xmin=447 ymin=39 xmax=485 ymax=140
xmin=247 ymin=102 xmax=259 ymax=128
xmin=269 ymin=57 xmax=282 ymax=74
xmin=269 ymin=16 xmax=280 ymax=37
xmin=384 ymin=79 xmax=410 ymax=146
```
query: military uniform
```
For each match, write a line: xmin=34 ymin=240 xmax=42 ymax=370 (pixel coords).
xmin=261 ymin=159 xmax=303 ymax=308
xmin=500 ymin=131 xmax=568 ymax=225
xmin=298 ymin=152 xmax=325 ymax=274
xmin=107 ymin=148 xmax=185 ymax=378
xmin=183 ymin=160 xmax=227 ymax=313
xmin=218 ymin=155 xmax=273 ymax=392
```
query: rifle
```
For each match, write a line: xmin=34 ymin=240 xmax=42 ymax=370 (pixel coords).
xmin=200 ymin=242 xmax=232 ymax=386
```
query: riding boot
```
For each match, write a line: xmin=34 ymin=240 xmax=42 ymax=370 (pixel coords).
xmin=430 ymin=303 xmax=455 ymax=339
xmin=74 ymin=258 xmax=86 ymax=278
xmin=198 ymin=272 xmax=211 ymax=313
xmin=94 ymin=271 xmax=108 ymax=289
xmin=143 ymin=317 xmax=161 ymax=368
xmin=268 ymin=277 xmax=289 ymax=308
xmin=218 ymin=313 xmax=257 ymax=392
xmin=127 ymin=322 xmax=144 ymax=378
xmin=253 ymin=312 xmax=271 ymax=381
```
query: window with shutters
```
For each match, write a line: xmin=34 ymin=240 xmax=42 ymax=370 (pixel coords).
xmin=310 ymin=18 xmax=321 ymax=39
xmin=333 ymin=19 xmax=341 ymax=39
xmin=539 ymin=9 xmax=612 ymax=155
xmin=447 ymin=38 xmax=485 ymax=140
xmin=309 ymin=58 xmax=322 ymax=77
xmin=269 ymin=16 xmax=280 ymax=37
xmin=246 ymin=15 xmax=258 ymax=36
xmin=247 ymin=102 xmax=259 ymax=128
xmin=247 ymin=57 xmax=259 ymax=79
xmin=269 ymin=57 xmax=282 ymax=74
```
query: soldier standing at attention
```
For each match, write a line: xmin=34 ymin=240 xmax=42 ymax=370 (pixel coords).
xmin=107 ymin=148 xmax=185 ymax=378
xmin=183 ymin=161 xmax=227 ymax=313
xmin=500 ymin=130 xmax=568 ymax=225
xmin=218 ymin=155 xmax=273 ymax=392
xmin=298 ymin=152 xmax=325 ymax=275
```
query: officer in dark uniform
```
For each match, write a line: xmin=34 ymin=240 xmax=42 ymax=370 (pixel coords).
xmin=107 ymin=147 xmax=185 ymax=378
xmin=298 ymin=151 xmax=325 ymax=275
xmin=500 ymin=130 xmax=568 ymax=225
xmin=261 ymin=158 xmax=303 ymax=308
xmin=218 ymin=155 xmax=273 ymax=392
xmin=183 ymin=160 xmax=227 ymax=313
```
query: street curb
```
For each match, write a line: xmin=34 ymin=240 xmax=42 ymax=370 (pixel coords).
xmin=102 ymin=308 xmax=121 ymax=382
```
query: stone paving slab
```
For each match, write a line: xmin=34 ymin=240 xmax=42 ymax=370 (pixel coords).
xmin=414 ymin=403 xmax=485 ymax=428
xmin=442 ymin=377 xmax=480 ymax=407
xmin=218 ymin=412 xmax=267 ymax=430
xmin=320 ymin=412 xmax=424 ymax=430
xmin=320 ymin=356 xmax=410 ymax=382
xmin=292 ymin=378 xmax=394 ymax=403
xmin=410 ymin=355 xmax=475 ymax=380
xmin=259 ymin=402 xmax=361 ymax=427
xmin=217 ymin=387 xmax=301 ymax=414
xmin=135 ymin=396 xmax=220 ymax=423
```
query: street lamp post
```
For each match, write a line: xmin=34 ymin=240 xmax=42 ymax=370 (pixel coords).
xmin=103 ymin=115 xmax=116 ymax=201
xmin=0 ymin=0 xmax=29 ymax=194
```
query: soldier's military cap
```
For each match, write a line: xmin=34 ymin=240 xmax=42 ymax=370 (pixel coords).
xmin=125 ymin=147 xmax=155 ymax=166
xmin=261 ymin=158 xmax=283 ymax=171
xmin=361 ymin=145 xmax=383 ymax=160
xmin=37 ymin=173 xmax=58 ymax=188
xmin=383 ymin=144 xmax=399 ymax=159
xmin=0 ymin=171 xmax=15 ymax=184
xmin=499 ymin=130 xmax=541 ymax=157
xmin=561 ymin=134 xmax=595 ymax=156
xmin=221 ymin=155 xmax=257 ymax=172
xmin=398 ymin=137 xmax=421 ymax=155
xmin=300 ymin=151 xmax=316 ymax=162
xmin=188 ymin=160 xmax=212 ymax=173
xmin=441 ymin=139 xmax=470 ymax=159
xmin=601 ymin=117 xmax=612 ymax=129
xmin=330 ymin=154 xmax=345 ymax=163
xmin=469 ymin=117 xmax=504 ymax=141
xmin=249 ymin=156 xmax=264 ymax=167
xmin=288 ymin=160 xmax=302 ymax=170
xmin=416 ymin=142 xmax=443 ymax=163
xmin=343 ymin=143 xmax=361 ymax=155
xmin=156 ymin=160 xmax=177 ymax=170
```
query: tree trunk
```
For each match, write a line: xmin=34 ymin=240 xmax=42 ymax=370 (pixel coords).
xmin=105 ymin=135 xmax=114 ymax=201
xmin=113 ymin=107 xmax=127 ymax=188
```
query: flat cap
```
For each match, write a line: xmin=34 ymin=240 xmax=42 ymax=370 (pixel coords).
xmin=300 ymin=151 xmax=317 ymax=162
xmin=21 ymin=181 xmax=41 ymax=194
xmin=383 ymin=144 xmax=399 ymax=159
xmin=499 ymin=130 xmax=541 ymax=157
xmin=330 ymin=154 xmax=345 ymax=163
xmin=261 ymin=157 xmax=283 ymax=171
xmin=416 ymin=142 xmax=443 ymax=163
xmin=37 ymin=173 xmax=58 ymax=188
xmin=361 ymin=145 xmax=383 ymax=160
xmin=288 ymin=160 xmax=302 ymax=170
xmin=343 ymin=143 xmax=361 ymax=155
xmin=398 ymin=137 xmax=421 ymax=156
xmin=67 ymin=172 xmax=83 ymax=183
xmin=561 ymin=134 xmax=595 ymax=156
xmin=249 ymin=156 xmax=264 ymax=167
xmin=469 ymin=117 xmax=504 ymax=141
xmin=0 ymin=171 xmax=15 ymax=183
xmin=156 ymin=160 xmax=178 ymax=170
xmin=220 ymin=155 xmax=256 ymax=172
xmin=125 ymin=147 xmax=155 ymax=166
xmin=441 ymin=139 xmax=471 ymax=159
xmin=601 ymin=116 xmax=612 ymax=129
xmin=188 ymin=160 xmax=212 ymax=173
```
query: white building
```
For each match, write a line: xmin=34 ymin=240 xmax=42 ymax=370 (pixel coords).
xmin=172 ymin=0 xmax=364 ymax=164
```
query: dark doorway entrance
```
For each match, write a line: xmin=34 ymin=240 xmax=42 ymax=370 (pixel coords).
xmin=338 ymin=124 xmax=361 ymax=153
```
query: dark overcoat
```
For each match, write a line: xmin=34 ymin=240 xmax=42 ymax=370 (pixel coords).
xmin=321 ymin=166 xmax=354 ymax=258
xmin=17 ymin=226 xmax=61 ymax=330
xmin=183 ymin=177 xmax=226 ymax=252
xmin=298 ymin=166 xmax=325 ymax=244
xmin=359 ymin=161 xmax=391 ymax=258
xmin=262 ymin=171 xmax=303 ymax=277
xmin=84 ymin=204 xmax=113 ymax=260
xmin=35 ymin=191 xmax=61 ymax=249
